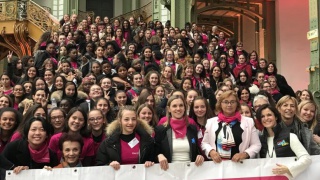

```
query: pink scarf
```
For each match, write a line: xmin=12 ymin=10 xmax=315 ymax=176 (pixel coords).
xmin=228 ymin=57 xmax=235 ymax=65
xmin=235 ymin=63 xmax=247 ymax=71
xmin=28 ymin=141 xmax=50 ymax=163
xmin=170 ymin=118 xmax=187 ymax=139
xmin=218 ymin=111 xmax=241 ymax=123
xmin=250 ymin=59 xmax=258 ymax=68
xmin=271 ymin=89 xmax=280 ymax=95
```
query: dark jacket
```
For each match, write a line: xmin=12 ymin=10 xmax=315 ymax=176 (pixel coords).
xmin=280 ymin=117 xmax=320 ymax=155
xmin=259 ymin=124 xmax=295 ymax=158
xmin=96 ymin=120 xmax=154 ymax=165
xmin=154 ymin=124 xmax=201 ymax=163
xmin=1 ymin=139 xmax=59 ymax=169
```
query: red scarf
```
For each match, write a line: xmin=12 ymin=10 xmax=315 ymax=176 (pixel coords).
xmin=237 ymin=50 xmax=243 ymax=56
xmin=218 ymin=111 xmax=241 ymax=123
xmin=235 ymin=63 xmax=247 ymax=71
xmin=271 ymin=89 xmax=280 ymax=95
xmin=240 ymin=100 xmax=252 ymax=107
xmin=170 ymin=118 xmax=187 ymax=139
xmin=250 ymin=59 xmax=258 ymax=68
xmin=228 ymin=57 xmax=235 ymax=65
xmin=28 ymin=141 xmax=50 ymax=163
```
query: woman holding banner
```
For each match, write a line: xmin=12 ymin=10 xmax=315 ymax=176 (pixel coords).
xmin=256 ymin=104 xmax=311 ymax=178
xmin=154 ymin=95 xmax=204 ymax=170
xmin=201 ymin=90 xmax=261 ymax=163
xmin=95 ymin=106 xmax=154 ymax=170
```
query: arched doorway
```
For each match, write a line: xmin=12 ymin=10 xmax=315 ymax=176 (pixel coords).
xmin=192 ymin=0 xmax=276 ymax=62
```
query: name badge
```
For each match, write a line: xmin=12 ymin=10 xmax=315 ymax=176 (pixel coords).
xmin=198 ymin=130 xmax=203 ymax=139
xmin=128 ymin=137 xmax=139 ymax=148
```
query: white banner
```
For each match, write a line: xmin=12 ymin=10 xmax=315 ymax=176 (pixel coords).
xmin=6 ymin=155 xmax=320 ymax=180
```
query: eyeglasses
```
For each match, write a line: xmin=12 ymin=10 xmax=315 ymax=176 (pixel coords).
xmin=51 ymin=116 xmax=64 ymax=120
xmin=88 ymin=116 xmax=103 ymax=122
xmin=222 ymin=100 xmax=237 ymax=105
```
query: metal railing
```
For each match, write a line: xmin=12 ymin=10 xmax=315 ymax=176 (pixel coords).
xmin=111 ymin=2 xmax=152 ymax=22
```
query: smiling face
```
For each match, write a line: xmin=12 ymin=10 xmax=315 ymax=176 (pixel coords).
xmin=168 ymin=98 xmax=185 ymax=119
xmin=193 ymin=99 xmax=206 ymax=118
xmin=88 ymin=110 xmax=105 ymax=132
xmin=299 ymin=103 xmax=316 ymax=123
xmin=0 ymin=96 xmax=10 ymax=108
xmin=149 ymin=73 xmax=159 ymax=86
xmin=65 ymin=84 xmax=76 ymax=97
xmin=300 ymin=91 xmax=311 ymax=101
xmin=55 ymin=77 xmax=64 ymax=90
xmin=62 ymin=141 xmax=81 ymax=166
xmin=240 ymin=89 xmax=250 ymax=102
xmin=182 ymin=79 xmax=192 ymax=92
xmin=260 ymin=108 xmax=277 ymax=129
xmin=278 ymin=99 xmax=296 ymax=121
xmin=33 ymin=90 xmax=46 ymax=104
xmin=96 ymin=99 xmax=109 ymax=114
xmin=221 ymin=95 xmax=238 ymax=116
xmin=120 ymin=110 xmax=137 ymax=135
xmin=28 ymin=121 xmax=47 ymax=149
xmin=133 ymin=74 xmax=142 ymax=87
xmin=115 ymin=92 xmax=127 ymax=106
xmin=101 ymin=78 xmax=112 ymax=91
xmin=139 ymin=107 xmax=153 ymax=124
xmin=0 ymin=111 xmax=16 ymax=132
xmin=240 ymin=105 xmax=252 ymax=118
xmin=50 ymin=109 xmax=65 ymax=132
xmin=68 ymin=111 xmax=85 ymax=133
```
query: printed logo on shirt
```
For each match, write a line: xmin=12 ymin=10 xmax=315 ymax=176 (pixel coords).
xmin=277 ymin=139 xmax=289 ymax=147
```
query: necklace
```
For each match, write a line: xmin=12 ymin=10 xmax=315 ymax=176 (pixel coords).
xmin=267 ymin=146 xmax=275 ymax=158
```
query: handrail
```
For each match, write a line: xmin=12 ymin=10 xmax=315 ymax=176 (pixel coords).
xmin=41 ymin=6 xmax=52 ymax=13
xmin=78 ymin=10 xmax=94 ymax=22
xmin=0 ymin=0 xmax=17 ymax=21
xmin=27 ymin=0 xmax=59 ymax=32
xmin=111 ymin=2 xmax=152 ymax=22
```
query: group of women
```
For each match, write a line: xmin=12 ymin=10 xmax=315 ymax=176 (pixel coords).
xmin=0 ymin=14 xmax=318 ymax=180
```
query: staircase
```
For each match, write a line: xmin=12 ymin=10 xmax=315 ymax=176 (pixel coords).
xmin=111 ymin=2 xmax=152 ymax=23
xmin=0 ymin=0 xmax=59 ymax=61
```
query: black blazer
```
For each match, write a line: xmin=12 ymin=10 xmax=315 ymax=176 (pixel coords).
xmin=154 ymin=124 xmax=201 ymax=163
xmin=1 ymin=139 xmax=59 ymax=169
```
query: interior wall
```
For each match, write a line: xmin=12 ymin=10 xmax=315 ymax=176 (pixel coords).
xmin=33 ymin=0 xmax=52 ymax=9
xmin=140 ymin=0 xmax=151 ymax=6
xmin=242 ymin=16 xmax=256 ymax=55
xmin=114 ymin=0 xmax=123 ymax=17
xmin=275 ymin=0 xmax=310 ymax=91
xmin=79 ymin=0 xmax=86 ymax=11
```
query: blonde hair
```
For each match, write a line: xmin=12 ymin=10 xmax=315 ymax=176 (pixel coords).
xmin=215 ymin=90 xmax=241 ymax=113
xmin=116 ymin=106 xmax=138 ymax=133
xmin=276 ymin=95 xmax=298 ymax=113
xmin=298 ymin=100 xmax=318 ymax=132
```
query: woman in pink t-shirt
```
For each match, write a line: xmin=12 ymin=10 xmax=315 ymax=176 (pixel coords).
xmin=49 ymin=107 xmax=95 ymax=166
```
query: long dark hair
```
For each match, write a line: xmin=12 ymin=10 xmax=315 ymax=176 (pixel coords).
xmin=63 ymin=107 xmax=90 ymax=137
xmin=189 ymin=96 xmax=214 ymax=127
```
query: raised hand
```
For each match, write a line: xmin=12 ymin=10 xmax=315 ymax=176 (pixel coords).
xmin=7 ymin=51 xmax=13 ymax=63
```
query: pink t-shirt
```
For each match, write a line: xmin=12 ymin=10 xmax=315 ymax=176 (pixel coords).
xmin=49 ymin=133 xmax=95 ymax=161
xmin=120 ymin=134 xmax=140 ymax=165
xmin=10 ymin=132 xmax=22 ymax=142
